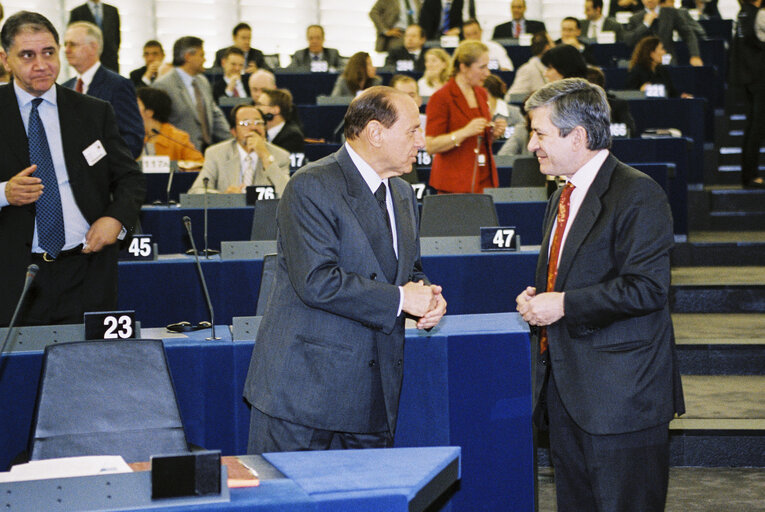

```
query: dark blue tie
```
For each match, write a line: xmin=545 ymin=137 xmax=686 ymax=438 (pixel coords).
xmin=28 ymin=98 xmax=65 ymax=258
xmin=441 ymin=1 xmax=452 ymax=34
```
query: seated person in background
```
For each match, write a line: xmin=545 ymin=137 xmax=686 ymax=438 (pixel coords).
xmin=581 ymin=0 xmax=624 ymax=42
xmin=417 ymin=48 xmax=451 ymax=97
xmin=623 ymin=0 xmax=703 ymax=66
xmin=484 ymin=74 xmax=523 ymax=137
xmin=212 ymin=47 xmax=250 ymax=103
xmin=288 ymin=24 xmax=342 ymax=71
xmin=660 ymin=0 xmax=706 ymax=39
xmin=136 ymin=87 xmax=204 ymax=163
xmin=189 ymin=105 xmax=290 ymax=195
xmin=609 ymin=0 xmax=644 ymax=16
xmin=541 ymin=43 xmax=588 ymax=84
xmin=255 ymin=88 xmax=305 ymax=154
xmin=462 ymin=19 xmax=514 ymax=71
xmin=625 ymin=36 xmax=692 ymax=97
xmin=585 ymin=65 xmax=638 ymax=137
xmin=497 ymin=110 xmax=533 ymax=160
xmin=214 ymin=23 xmax=269 ymax=72
xmin=249 ymin=69 xmax=276 ymax=99
xmin=330 ymin=52 xmax=382 ymax=96
xmin=385 ymin=24 xmax=426 ymax=72
xmin=555 ymin=17 xmax=596 ymax=64
xmin=506 ymin=31 xmax=552 ymax=97
xmin=130 ymin=40 xmax=165 ymax=88
xmin=492 ymin=0 xmax=546 ymax=39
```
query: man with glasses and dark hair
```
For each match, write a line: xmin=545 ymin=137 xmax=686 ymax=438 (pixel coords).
xmin=188 ymin=104 xmax=289 ymax=195
xmin=516 ymin=78 xmax=684 ymax=511
xmin=0 ymin=10 xmax=144 ymax=327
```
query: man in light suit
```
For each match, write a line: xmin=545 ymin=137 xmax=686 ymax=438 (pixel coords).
xmin=623 ymin=0 xmax=703 ymax=65
xmin=516 ymin=78 xmax=684 ymax=511
xmin=62 ymin=22 xmax=143 ymax=159
xmin=581 ymin=0 xmax=624 ymax=41
xmin=244 ymin=86 xmax=447 ymax=453
xmin=0 ymin=11 xmax=145 ymax=326
xmin=152 ymin=36 xmax=230 ymax=152
xmin=68 ymin=0 xmax=120 ymax=72
xmin=287 ymin=25 xmax=343 ymax=72
xmin=369 ymin=0 xmax=423 ymax=52
xmin=189 ymin=105 xmax=289 ymax=196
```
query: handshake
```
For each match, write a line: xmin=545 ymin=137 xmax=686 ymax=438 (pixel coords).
xmin=402 ymin=280 xmax=447 ymax=330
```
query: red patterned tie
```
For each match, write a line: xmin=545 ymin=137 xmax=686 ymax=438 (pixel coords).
xmin=75 ymin=78 xmax=84 ymax=93
xmin=539 ymin=182 xmax=575 ymax=354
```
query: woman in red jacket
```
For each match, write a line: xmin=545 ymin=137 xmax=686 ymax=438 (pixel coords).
xmin=425 ymin=41 xmax=506 ymax=193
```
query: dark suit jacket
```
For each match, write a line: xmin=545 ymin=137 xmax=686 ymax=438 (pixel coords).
xmin=271 ymin=120 xmax=305 ymax=154
xmin=211 ymin=75 xmax=251 ymax=104
xmin=420 ymin=0 xmax=466 ymax=40
xmin=580 ymin=16 xmax=625 ymax=42
xmin=129 ymin=65 xmax=161 ymax=89
xmin=0 ymin=84 xmax=145 ymax=326
xmin=288 ymin=48 xmax=343 ymax=71
xmin=385 ymin=47 xmax=426 ymax=72
xmin=243 ymin=146 xmax=428 ymax=436
xmin=492 ymin=18 xmax=547 ymax=39
xmin=624 ymin=7 xmax=700 ymax=63
xmin=69 ymin=3 xmax=120 ymax=72
xmin=214 ymin=47 xmax=270 ymax=71
xmin=63 ymin=65 xmax=144 ymax=158
xmin=533 ymin=153 xmax=684 ymax=435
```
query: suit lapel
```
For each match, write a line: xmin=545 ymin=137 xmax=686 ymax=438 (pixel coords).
xmin=87 ymin=66 xmax=106 ymax=97
xmin=56 ymin=85 xmax=87 ymax=192
xmin=336 ymin=147 xmax=398 ymax=282
xmin=447 ymin=79 xmax=474 ymax=120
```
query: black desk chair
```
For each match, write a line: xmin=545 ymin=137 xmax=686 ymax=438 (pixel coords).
xmin=419 ymin=194 xmax=499 ymax=237
xmin=29 ymin=339 xmax=191 ymax=463
xmin=510 ymin=157 xmax=545 ymax=187
xmin=250 ymin=199 xmax=279 ymax=241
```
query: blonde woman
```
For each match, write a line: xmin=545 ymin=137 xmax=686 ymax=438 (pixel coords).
xmin=417 ymin=48 xmax=450 ymax=97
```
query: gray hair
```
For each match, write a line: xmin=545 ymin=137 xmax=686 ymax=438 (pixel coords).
xmin=524 ymin=78 xmax=611 ymax=150
xmin=67 ymin=21 xmax=103 ymax=55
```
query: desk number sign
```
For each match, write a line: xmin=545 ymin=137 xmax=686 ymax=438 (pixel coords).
xmin=85 ymin=311 xmax=136 ymax=340
xmin=246 ymin=185 xmax=276 ymax=204
xmin=119 ymin=234 xmax=153 ymax=261
xmin=480 ymin=227 xmax=519 ymax=252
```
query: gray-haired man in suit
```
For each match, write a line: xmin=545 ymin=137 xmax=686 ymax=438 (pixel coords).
xmin=244 ymin=86 xmax=447 ymax=453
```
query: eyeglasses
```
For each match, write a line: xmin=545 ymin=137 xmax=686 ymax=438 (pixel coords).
xmin=238 ymin=119 xmax=265 ymax=127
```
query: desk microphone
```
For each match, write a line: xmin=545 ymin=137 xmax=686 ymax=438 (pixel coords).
xmin=182 ymin=216 xmax=220 ymax=341
xmin=185 ymin=177 xmax=220 ymax=258
xmin=149 ymin=128 xmax=198 ymax=207
xmin=0 ymin=264 xmax=39 ymax=374
xmin=150 ymin=128 xmax=200 ymax=153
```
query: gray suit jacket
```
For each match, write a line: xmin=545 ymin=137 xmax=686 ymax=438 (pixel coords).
xmin=370 ymin=0 xmax=423 ymax=52
xmin=580 ymin=16 xmax=625 ymax=42
xmin=533 ymin=153 xmax=684 ymax=435
xmin=243 ymin=146 xmax=428 ymax=435
xmin=288 ymin=47 xmax=343 ymax=71
xmin=151 ymin=69 xmax=230 ymax=151
xmin=188 ymin=138 xmax=290 ymax=196
xmin=624 ymin=7 xmax=700 ymax=63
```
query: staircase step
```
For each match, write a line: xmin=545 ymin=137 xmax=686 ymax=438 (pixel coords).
xmin=670 ymin=267 xmax=765 ymax=313
xmin=673 ymin=313 xmax=765 ymax=374
xmin=671 ymin=232 xmax=765 ymax=266
xmin=708 ymin=187 xmax=765 ymax=213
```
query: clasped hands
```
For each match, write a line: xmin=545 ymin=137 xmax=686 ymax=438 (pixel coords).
xmin=402 ymin=280 xmax=447 ymax=330
xmin=515 ymin=286 xmax=565 ymax=327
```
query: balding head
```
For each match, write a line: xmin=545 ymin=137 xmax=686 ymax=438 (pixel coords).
xmin=248 ymin=69 xmax=276 ymax=98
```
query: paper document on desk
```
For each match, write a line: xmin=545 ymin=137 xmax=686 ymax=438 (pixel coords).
xmin=0 ymin=455 xmax=132 ymax=482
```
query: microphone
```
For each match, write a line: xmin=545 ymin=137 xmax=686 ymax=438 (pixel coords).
xmin=0 ymin=265 xmax=39 ymax=375
xmin=182 ymin=216 xmax=220 ymax=341
xmin=184 ymin=177 xmax=219 ymax=258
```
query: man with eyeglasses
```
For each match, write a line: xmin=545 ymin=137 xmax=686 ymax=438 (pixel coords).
xmin=188 ymin=104 xmax=290 ymax=195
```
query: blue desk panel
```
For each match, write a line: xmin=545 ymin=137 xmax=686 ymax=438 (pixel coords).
xmin=0 ymin=314 xmax=532 ymax=511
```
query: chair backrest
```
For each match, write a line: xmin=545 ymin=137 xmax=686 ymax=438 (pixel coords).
xmin=510 ymin=157 xmax=545 ymax=187
xmin=30 ymin=339 xmax=189 ymax=463
xmin=250 ymin=199 xmax=279 ymax=241
xmin=256 ymin=254 xmax=278 ymax=316
xmin=419 ymin=194 xmax=499 ymax=237
xmin=484 ymin=186 xmax=548 ymax=203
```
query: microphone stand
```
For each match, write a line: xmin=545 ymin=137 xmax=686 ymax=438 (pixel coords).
xmin=0 ymin=265 xmax=39 ymax=377
xmin=182 ymin=217 xmax=220 ymax=340
xmin=185 ymin=177 xmax=220 ymax=258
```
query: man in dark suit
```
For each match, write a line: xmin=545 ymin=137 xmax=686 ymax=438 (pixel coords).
xmin=516 ymin=78 xmax=684 ymax=511
xmin=254 ymin=88 xmax=305 ymax=154
xmin=385 ymin=24 xmax=426 ymax=72
xmin=287 ymin=25 xmax=343 ymax=72
xmin=62 ymin=21 xmax=143 ymax=158
xmin=623 ymin=0 xmax=703 ymax=65
xmin=68 ymin=0 xmax=120 ymax=72
xmin=0 ymin=11 xmax=145 ymax=327
xmin=419 ymin=0 xmax=468 ymax=40
xmin=213 ymin=23 xmax=269 ymax=73
xmin=211 ymin=47 xmax=249 ymax=103
xmin=581 ymin=0 xmax=625 ymax=41
xmin=492 ymin=0 xmax=546 ymax=39
xmin=243 ymin=86 xmax=447 ymax=453
xmin=129 ymin=40 xmax=165 ymax=89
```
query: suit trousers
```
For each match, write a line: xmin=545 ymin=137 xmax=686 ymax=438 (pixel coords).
xmin=247 ymin=406 xmax=392 ymax=454
xmin=547 ymin=370 xmax=670 ymax=512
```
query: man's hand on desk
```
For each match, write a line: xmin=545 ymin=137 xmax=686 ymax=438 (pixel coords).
xmin=5 ymin=165 xmax=43 ymax=206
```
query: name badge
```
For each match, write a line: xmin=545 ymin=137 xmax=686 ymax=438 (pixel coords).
xmin=396 ymin=60 xmax=414 ymax=72
xmin=84 ymin=310 xmax=136 ymax=340
xmin=477 ymin=154 xmax=487 ymax=166
xmin=645 ymin=84 xmax=667 ymax=98
xmin=480 ymin=227 xmax=519 ymax=252
xmin=142 ymin=155 xmax=171 ymax=174
xmin=488 ymin=59 xmax=499 ymax=71
xmin=310 ymin=60 xmax=329 ymax=73
xmin=518 ymin=34 xmax=533 ymax=46
xmin=82 ymin=140 xmax=107 ymax=166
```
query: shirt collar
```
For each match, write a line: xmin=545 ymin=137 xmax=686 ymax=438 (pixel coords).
xmin=568 ymin=149 xmax=609 ymax=191
xmin=267 ymin=121 xmax=285 ymax=142
xmin=78 ymin=61 xmax=100 ymax=87
xmin=646 ymin=6 xmax=660 ymax=15
xmin=14 ymin=81 xmax=57 ymax=108
xmin=175 ymin=67 xmax=195 ymax=87
xmin=345 ymin=142 xmax=384 ymax=195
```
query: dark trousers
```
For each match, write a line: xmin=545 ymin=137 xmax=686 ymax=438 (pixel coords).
xmin=20 ymin=246 xmax=118 ymax=326
xmin=741 ymin=83 xmax=765 ymax=184
xmin=247 ymin=406 xmax=392 ymax=454
xmin=547 ymin=371 xmax=670 ymax=512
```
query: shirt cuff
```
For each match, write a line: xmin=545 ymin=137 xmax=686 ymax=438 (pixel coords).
xmin=117 ymin=225 xmax=127 ymax=240
xmin=397 ymin=286 xmax=404 ymax=316
xmin=0 ymin=182 xmax=10 ymax=208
